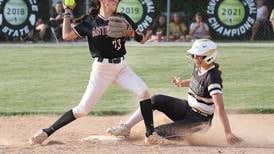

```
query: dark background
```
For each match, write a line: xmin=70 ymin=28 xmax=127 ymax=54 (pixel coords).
xmin=1 ymin=0 xmax=273 ymax=41
xmin=37 ymin=0 xmax=273 ymax=23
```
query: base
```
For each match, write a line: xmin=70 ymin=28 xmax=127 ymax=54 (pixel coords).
xmin=81 ymin=135 xmax=126 ymax=143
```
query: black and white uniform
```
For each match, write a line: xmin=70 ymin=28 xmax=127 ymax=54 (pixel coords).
xmin=151 ymin=64 xmax=222 ymax=138
xmin=71 ymin=13 xmax=149 ymax=118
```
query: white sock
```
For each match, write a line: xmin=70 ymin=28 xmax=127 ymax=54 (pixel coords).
xmin=125 ymin=108 xmax=143 ymax=129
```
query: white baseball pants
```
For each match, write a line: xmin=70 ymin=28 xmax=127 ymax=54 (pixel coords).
xmin=72 ymin=58 xmax=150 ymax=118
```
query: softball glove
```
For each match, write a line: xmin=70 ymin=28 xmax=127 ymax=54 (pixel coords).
xmin=107 ymin=16 xmax=132 ymax=38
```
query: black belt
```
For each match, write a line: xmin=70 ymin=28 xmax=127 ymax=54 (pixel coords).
xmin=97 ymin=56 xmax=124 ymax=64
xmin=191 ymin=107 xmax=213 ymax=118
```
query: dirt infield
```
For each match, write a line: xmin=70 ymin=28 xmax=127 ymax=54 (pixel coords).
xmin=1 ymin=113 xmax=274 ymax=154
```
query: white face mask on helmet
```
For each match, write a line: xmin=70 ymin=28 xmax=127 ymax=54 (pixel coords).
xmin=187 ymin=39 xmax=218 ymax=64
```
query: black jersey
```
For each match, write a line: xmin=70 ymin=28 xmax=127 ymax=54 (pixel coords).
xmin=73 ymin=13 xmax=140 ymax=59
xmin=188 ymin=65 xmax=222 ymax=114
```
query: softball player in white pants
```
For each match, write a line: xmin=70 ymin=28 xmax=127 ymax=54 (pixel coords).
xmin=29 ymin=0 xmax=159 ymax=145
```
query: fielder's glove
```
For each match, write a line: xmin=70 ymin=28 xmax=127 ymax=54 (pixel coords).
xmin=107 ymin=16 xmax=132 ymax=38
xmin=63 ymin=0 xmax=76 ymax=10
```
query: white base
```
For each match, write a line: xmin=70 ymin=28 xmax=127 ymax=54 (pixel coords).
xmin=81 ymin=135 xmax=126 ymax=143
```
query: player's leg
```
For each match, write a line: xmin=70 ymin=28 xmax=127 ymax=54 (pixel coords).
xmin=107 ymin=64 xmax=149 ymax=136
xmin=151 ymin=94 xmax=189 ymax=121
xmin=108 ymin=94 xmax=210 ymax=139
xmin=29 ymin=109 xmax=76 ymax=145
xmin=29 ymin=61 xmax=116 ymax=145
xmin=107 ymin=108 xmax=142 ymax=137
xmin=107 ymin=64 xmax=150 ymax=135
xmin=151 ymin=94 xmax=211 ymax=138
xmin=107 ymin=93 xmax=188 ymax=136
xmin=115 ymin=63 xmax=151 ymax=101
xmin=72 ymin=63 xmax=116 ymax=118
xmin=125 ymin=108 xmax=143 ymax=129
xmin=113 ymin=64 xmax=168 ymax=144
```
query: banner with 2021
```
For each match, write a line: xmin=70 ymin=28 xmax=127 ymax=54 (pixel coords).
xmin=207 ymin=0 xmax=257 ymax=38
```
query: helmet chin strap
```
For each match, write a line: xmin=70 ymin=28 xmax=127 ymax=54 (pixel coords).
xmin=205 ymin=57 xmax=213 ymax=64
xmin=204 ymin=50 xmax=217 ymax=64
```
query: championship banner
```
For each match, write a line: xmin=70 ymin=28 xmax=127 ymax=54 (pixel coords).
xmin=207 ymin=0 xmax=257 ymax=38
xmin=0 ymin=0 xmax=38 ymax=39
xmin=117 ymin=0 xmax=157 ymax=32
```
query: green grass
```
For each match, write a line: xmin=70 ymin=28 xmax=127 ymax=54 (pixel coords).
xmin=0 ymin=44 xmax=274 ymax=115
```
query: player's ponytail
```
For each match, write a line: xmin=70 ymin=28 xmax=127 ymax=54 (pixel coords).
xmin=89 ymin=0 xmax=100 ymax=17
xmin=213 ymin=62 xmax=223 ymax=88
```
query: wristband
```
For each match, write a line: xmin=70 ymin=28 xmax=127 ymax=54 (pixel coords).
xmin=63 ymin=12 xmax=72 ymax=18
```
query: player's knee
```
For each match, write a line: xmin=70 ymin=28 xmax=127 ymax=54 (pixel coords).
xmin=137 ymin=88 xmax=150 ymax=100
xmin=151 ymin=94 xmax=166 ymax=110
xmin=72 ymin=107 xmax=90 ymax=118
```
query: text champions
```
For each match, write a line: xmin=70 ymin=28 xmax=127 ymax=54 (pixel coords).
xmin=207 ymin=0 xmax=256 ymax=37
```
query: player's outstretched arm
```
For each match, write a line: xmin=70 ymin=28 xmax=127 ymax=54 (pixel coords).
xmin=62 ymin=0 xmax=78 ymax=40
xmin=212 ymin=93 xmax=243 ymax=144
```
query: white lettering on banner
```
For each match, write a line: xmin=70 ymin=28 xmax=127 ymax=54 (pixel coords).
xmin=208 ymin=17 xmax=216 ymax=24
xmin=216 ymin=26 xmax=223 ymax=34
xmin=243 ymin=19 xmax=252 ymax=29
xmin=8 ymin=27 xmax=14 ymax=35
xmin=231 ymin=29 xmax=237 ymax=37
xmin=247 ymin=16 xmax=255 ymax=24
xmin=0 ymin=0 xmax=38 ymax=38
xmin=207 ymin=0 xmax=256 ymax=37
xmin=28 ymin=0 xmax=37 ymax=5
xmin=32 ymin=5 xmax=38 ymax=11
xmin=138 ymin=15 xmax=153 ymax=32
xmin=144 ymin=0 xmax=155 ymax=31
xmin=2 ymin=26 xmax=10 ymax=34
xmin=22 ymin=25 xmax=30 ymax=34
xmin=145 ymin=15 xmax=152 ymax=23
xmin=20 ymin=26 xmax=28 ymax=36
xmin=223 ymin=28 xmax=231 ymax=36
xmin=208 ymin=16 xmax=255 ymax=37
xmin=208 ymin=17 xmax=219 ymax=29
xmin=207 ymin=0 xmax=219 ymax=15
xmin=0 ymin=14 xmax=2 ymax=25
xmin=1 ymin=25 xmax=30 ymax=37
xmin=240 ymin=26 xmax=246 ymax=33
xmin=144 ymin=0 xmax=155 ymax=13
xmin=244 ymin=0 xmax=257 ymax=14
xmin=13 ymin=30 xmax=19 ymax=37
xmin=29 ymin=14 xmax=36 ymax=25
